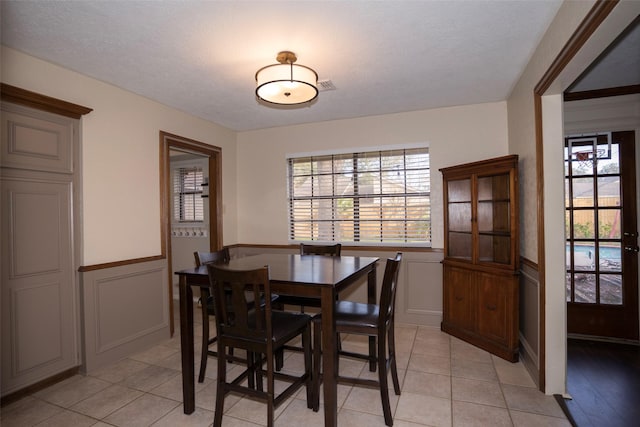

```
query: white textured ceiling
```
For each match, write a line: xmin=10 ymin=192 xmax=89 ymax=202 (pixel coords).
xmin=569 ymin=16 xmax=640 ymax=92
xmin=1 ymin=0 xmax=567 ymax=131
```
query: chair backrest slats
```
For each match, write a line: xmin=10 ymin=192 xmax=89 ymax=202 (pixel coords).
xmin=300 ymin=243 xmax=342 ymax=257
xmin=194 ymin=247 xmax=230 ymax=267
xmin=207 ymin=264 xmax=272 ymax=344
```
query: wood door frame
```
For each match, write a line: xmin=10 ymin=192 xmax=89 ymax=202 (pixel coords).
xmin=160 ymin=131 xmax=222 ymax=335
xmin=534 ymin=0 xmax=627 ymax=392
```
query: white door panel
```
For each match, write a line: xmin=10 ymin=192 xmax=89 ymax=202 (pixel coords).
xmin=1 ymin=103 xmax=78 ymax=396
xmin=1 ymin=108 xmax=73 ymax=173
xmin=1 ymin=175 xmax=77 ymax=394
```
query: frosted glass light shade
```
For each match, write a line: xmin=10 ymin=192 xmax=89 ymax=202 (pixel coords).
xmin=255 ymin=63 xmax=318 ymax=105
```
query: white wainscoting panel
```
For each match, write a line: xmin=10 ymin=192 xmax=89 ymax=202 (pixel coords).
xmin=80 ymin=258 xmax=170 ymax=373
xmin=396 ymin=251 xmax=444 ymax=326
xmin=519 ymin=261 xmax=540 ymax=386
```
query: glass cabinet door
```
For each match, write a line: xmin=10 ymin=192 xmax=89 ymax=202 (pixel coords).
xmin=477 ymin=173 xmax=511 ymax=264
xmin=447 ymin=178 xmax=472 ymax=260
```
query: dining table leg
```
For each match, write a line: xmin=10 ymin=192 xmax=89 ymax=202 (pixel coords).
xmin=179 ymin=275 xmax=195 ymax=414
xmin=367 ymin=264 xmax=377 ymax=372
xmin=321 ymin=287 xmax=338 ymax=427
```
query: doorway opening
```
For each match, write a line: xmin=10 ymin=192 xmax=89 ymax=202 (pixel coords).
xmin=554 ymin=12 xmax=640 ymax=418
xmin=160 ymin=131 xmax=222 ymax=335
xmin=564 ymin=131 xmax=639 ymax=341
xmin=533 ymin=0 xmax=640 ymax=393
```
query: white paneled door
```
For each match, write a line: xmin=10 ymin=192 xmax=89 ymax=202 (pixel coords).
xmin=1 ymin=103 xmax=79 ymax=396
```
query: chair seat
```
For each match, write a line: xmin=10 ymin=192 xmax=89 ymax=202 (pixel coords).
xmin=314 ymin=301 xmax=379 ymax=330
xmin=226 ymin=311 xmax=311 ymax=344
xmin=272 ymin=312 xmax=312 ymax=342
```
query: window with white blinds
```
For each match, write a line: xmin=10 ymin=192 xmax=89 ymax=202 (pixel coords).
xmin=173 ymin=166 xmax=204 ymax=222
xmin=287 ymin=147 xmax=431 ymax=244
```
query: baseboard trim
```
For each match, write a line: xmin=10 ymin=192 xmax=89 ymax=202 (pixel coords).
xmin=1 ymin=366 xmax=79 ymax=406
xmin=554 ymin=394 xmax=578 ymax=427
xmin=568 ymin=333 xmax=640 ymax=346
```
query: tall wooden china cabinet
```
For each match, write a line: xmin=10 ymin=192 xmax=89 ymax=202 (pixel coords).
xmin=440 ymin=155 xmax=519 ymax=362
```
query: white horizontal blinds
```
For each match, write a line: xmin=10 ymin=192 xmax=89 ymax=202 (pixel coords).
xmin=288 ymin=147 xmax=430 ymax=243
xmin=173 ymin=166 xmax=204 ymax=222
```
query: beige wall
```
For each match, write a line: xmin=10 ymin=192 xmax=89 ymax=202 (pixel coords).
xmin=507 ymin=0 xmax=640 ymax=395
xmin=507 ymin=0 xmax=596 ymax=263
xmin=1 ymin=46 xmax=238 ymax=265
xmin=236 ymin=102 xmax=509 ymax=247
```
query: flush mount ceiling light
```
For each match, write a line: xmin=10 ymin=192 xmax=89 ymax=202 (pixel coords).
xmin=255 ymin=51 xmax=318 ymax=105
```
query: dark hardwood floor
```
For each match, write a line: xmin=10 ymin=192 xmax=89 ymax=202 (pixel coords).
xmin=559 ymin=339 xmax=640 ymax=427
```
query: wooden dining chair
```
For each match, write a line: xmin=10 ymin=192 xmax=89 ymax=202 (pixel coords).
xmin=194 ymin=247 xmax=232 ymax=383
xmin=196 ymin=247 xmax=280 ymax=383
xmin=194 ymin=248 xmax=230 ymax=268
xmin=274 ymin=243 xmax=342 ymax=312
xmin=273 ymin=243 xmax=342 ymax=369
xmin=311 ymin=253 xmax=402 ymax=426
xmin=207 ymin=264 xmax=313 ymax=427
xmin=300 ymin=243 xmax=342 ymax=257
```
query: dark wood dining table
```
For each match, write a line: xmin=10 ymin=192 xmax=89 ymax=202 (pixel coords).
xmin=175 ymin=253 xmax=379 ymax=427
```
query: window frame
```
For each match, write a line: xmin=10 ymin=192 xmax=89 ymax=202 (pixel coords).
xmin=171 ymin=159 xmax=207 ymax=225
xmin=286 ymin=144 xmax=431 ymax=246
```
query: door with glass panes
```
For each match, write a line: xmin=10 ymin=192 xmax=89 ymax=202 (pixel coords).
xmin=565 ymin=130 xmax=639 ymax=340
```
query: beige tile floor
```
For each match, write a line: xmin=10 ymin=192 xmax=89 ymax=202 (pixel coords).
xmin=1 ymin=304 xmax=570 ymax=427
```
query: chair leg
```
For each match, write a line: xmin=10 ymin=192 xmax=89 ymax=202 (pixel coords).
xmin=269 ymin=303 xmax=284 ymax=371
xmin=213 ymin=342 xmax=227 ymax=427
xmin=255 ymin=352 xmax=264 ymax=391
xmin=311 ymin=320 xmax=322 ymax=412
xmin=388 ymin=324 xmax=401 ymax=395
xmin=378 ymin=333 xmax=393 ymax=427
xmin=302 ymin=325 xmax=313 ymax=408
xmin=266 ymin=349 xmax=276 ymax=427
xmin=248 ymin=352 xmax=257 ymax=390
xmin=199 ymin=308 xmax=210 ymax=383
